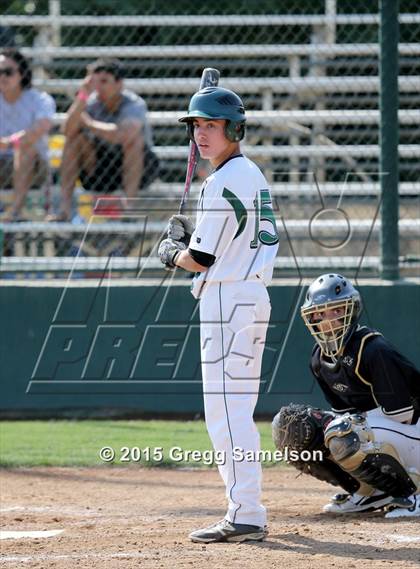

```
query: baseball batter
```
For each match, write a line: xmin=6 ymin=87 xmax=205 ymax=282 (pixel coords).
xmin=273 ymin=274 xmax=420 ymax=517
xmin=158 ymin=86 xmax=279 ymax=542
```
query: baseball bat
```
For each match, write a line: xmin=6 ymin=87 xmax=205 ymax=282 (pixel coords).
xmin=178 ymin=67 xmax=220 ymax=214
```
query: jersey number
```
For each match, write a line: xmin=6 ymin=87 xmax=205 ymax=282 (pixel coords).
xmin=250 ymin=189 xmax=279 ymax=248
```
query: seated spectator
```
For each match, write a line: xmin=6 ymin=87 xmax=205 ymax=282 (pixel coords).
xmin=55 ymin=58 xmax=159 ymax=220
xmin=0 ymin=49 xmax=55 ymax=221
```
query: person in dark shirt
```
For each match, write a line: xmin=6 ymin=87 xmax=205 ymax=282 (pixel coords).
xmin=273 ymin=273 xmax=420 ymax=518
xmin=307 ymin=309 xmax=420 ymax=425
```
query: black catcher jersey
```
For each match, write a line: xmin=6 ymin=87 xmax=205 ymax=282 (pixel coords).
xmin=310 ymin=326 xmax=420 ymax=424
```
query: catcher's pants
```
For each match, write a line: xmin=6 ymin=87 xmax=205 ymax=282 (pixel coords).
xmin=199 ymin=279 xmax=271 ymax=527
xmin=366 ymin=408 xmax=420 ymax=482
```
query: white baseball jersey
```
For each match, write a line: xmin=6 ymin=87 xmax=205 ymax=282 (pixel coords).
xmin=189 ymin=155 xmax=279 ymax=298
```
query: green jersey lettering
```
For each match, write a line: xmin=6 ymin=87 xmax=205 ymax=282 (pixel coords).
xmin=250 ymin=189 xmax=279 ymax=248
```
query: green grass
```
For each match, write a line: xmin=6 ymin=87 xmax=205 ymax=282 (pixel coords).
xmin=0 ymin=420 xmax=281 ymax=468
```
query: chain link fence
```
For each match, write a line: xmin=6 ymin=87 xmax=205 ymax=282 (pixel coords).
xmin=0 ymin=0 xmax=419 ymax=278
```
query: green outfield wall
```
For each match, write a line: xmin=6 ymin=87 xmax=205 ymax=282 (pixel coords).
xmin=1 ymin=280 xmax=419 ymax=417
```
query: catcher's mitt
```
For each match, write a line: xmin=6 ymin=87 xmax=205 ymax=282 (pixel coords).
xmin=272 ymin=404 xmax=361 ymax=493
xmin=272 ymin=403 xmax=335 ymax=454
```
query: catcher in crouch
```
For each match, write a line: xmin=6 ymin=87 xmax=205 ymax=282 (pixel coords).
xmin=272 ymin=273 xmax=420 ymax=518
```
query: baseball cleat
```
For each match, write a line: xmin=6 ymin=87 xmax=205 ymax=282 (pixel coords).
xmin=323 ymin=492 xmax=393 ymax=513
xmin=189 ymin=519 xmax=268 ymax=543
xmin=385 ymin=494 xmax=420 ymax=518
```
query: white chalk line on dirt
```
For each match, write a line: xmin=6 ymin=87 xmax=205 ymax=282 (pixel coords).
xmin=0 ymin=530 xmax=64 ymax=540
xmin=0 ymin=505 xmax=97 ymax=515
xmin=384 ymin=534 xmax=420 ymax=544
xmin=0 ymin=551 xmax=149 ymax=564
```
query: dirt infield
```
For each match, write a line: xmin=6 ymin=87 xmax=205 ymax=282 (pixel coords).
xmin=0 ymin=467 xmax=418 ymax=569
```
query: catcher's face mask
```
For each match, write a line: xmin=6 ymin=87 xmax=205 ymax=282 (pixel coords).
xmin=301 ymin=298 xmax=356 ymax=358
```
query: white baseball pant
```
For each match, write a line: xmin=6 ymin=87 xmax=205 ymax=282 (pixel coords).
xmin=367 ymin=408 xmax=420 ymax=486
xmin=199 ymin=279 xmax=271 ymax=527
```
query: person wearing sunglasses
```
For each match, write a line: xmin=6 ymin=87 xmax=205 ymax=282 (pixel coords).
xmin=51 ymin=58 xmax=159 ymax=221
xmin=0 ymin=49 xmax=55 ymax=221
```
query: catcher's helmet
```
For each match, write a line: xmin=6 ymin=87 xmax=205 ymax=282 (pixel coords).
xmin=179 ymin=86 xmax=246 ymax=142
xmin=301 ymin=274 xmax=362 ymax=358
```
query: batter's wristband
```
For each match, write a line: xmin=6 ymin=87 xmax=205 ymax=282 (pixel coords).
xmin=77 ymin=90 xmax=89 ymax=102
xmin=10 ymin=133 xmax=21 ymax=149
xmin=172 ymin=249 xmax=181 ymax=267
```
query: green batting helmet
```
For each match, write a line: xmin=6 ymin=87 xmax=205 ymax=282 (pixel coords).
xmin=179 ymin=86 xmax=246 ymax=142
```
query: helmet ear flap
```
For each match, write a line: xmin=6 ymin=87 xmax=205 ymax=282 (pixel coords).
xmin=186 ymin=122 xmax=195 ymax=142
xmin=225 ymin=121 xmax=245 ymax=142
xmin=353 ymin=297 xmax=362 ymax=321
xmin=186 ymin=119 xmax=245 ymax=143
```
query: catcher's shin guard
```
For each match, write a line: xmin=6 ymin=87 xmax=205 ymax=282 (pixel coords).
xmin=351 ymin=454 xmax=416 ymax=498
xmin=294 ymin=456 xmax=361 ymax=494
xmin=324 ymin=414 xmax=417 ymax=498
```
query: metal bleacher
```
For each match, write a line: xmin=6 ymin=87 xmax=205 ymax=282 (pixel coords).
xmin=1 ymin=8 xmax=419 ymax=278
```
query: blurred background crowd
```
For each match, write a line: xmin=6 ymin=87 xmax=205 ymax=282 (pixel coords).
xmin=0 ymin=1 xmax=418 ymax=279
